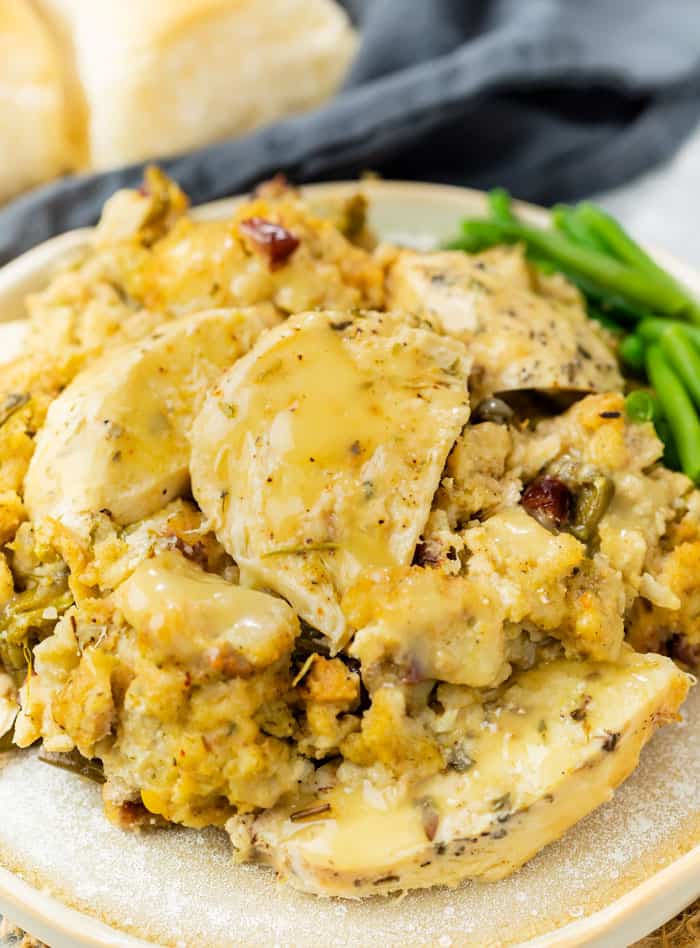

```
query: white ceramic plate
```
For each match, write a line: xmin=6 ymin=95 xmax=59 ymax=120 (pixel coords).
xmin=0 ymin=181 xmax=698 ymax=948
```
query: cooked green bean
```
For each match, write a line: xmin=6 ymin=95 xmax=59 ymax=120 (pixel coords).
xmin=646 ymin=344 xmax=700 ymax=483
xmin=576 ymin=203 xmax=700 ymax=323
xmin=660 ymin=325 xmax=700 ymax=408
xmin=619 ymin=335 xmax=646 ymax=372
xmin=448 ymin=219 xmax=505 ymax=253
xmin=455 ymin=218 xmax=689 ymax=316
xmin=488 ymin=188 xmax=516 ymax=224
xmin=552 ymin=205 xmax=608 ymax=252
xmin=628 ymin=392 xmax=682 ymax=470
xmin=638 ymin=317 xmax=700 ymax=348
xmin=576 ymin=203 xmax=665 ymax=275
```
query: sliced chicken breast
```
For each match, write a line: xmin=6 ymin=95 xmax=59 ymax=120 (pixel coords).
xmin=387 ymin=247 xmax=622 ymax=400
xmin=25 ymin=306 xmax=277 ymax=528
xmin=190 ymin=310 xmax=471 ymax=647
xmin=248 ymin=649 xmax=689 ymax=897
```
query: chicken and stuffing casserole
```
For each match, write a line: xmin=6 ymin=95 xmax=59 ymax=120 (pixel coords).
xmin=0 ymin=171 xmax=695 ymax=898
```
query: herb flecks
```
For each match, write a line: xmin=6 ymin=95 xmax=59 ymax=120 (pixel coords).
xmin=38 ymin=749 xmax=106 ymax=784
xmin=290 ymin=802 xmax=331 ymax=822
xmin=491 ymin=792 xmax=511 ymax=812
xmin=219 ymin=402 xmax=238 ymax=419
xmin=262 ymin=542 xmax=339 ymax=558
xmin=601 ymin=730 xmax=621 ymax=752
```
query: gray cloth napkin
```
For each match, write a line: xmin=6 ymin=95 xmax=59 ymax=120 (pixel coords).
xmin=1 ymin=0 xmax=700 ymax=265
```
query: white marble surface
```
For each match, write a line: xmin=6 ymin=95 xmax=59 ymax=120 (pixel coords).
xmin=596 ymin=122 xmax=700 ymax=268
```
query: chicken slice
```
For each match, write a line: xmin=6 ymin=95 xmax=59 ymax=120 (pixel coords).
xmin=248 ymin=649 xmax=690 ymax=897
xmin=387 ymin=247 xmax=621 ymax=400
xmin=190 ymin=310 xmax=471 ymax=647
xmin=24 ymin=306 xmax=277 ymax=529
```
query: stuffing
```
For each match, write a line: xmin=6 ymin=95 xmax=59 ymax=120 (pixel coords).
xmin=1 ymin=173 xmax=694 ymax=899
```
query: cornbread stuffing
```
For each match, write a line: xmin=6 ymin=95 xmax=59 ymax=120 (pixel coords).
xmin=0 ymin=172 xmax=694 ymax=898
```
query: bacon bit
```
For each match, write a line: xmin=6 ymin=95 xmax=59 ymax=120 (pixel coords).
xmin=290 ymin=802 xmax=331 ymax=822
xmin=521 ymin=476 xmax=572 ymax=530
xmin=239 ymin=217 xmax=299 ymax=269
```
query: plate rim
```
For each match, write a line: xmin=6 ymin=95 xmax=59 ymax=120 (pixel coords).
xmin=0 ymin=178 xmax=698 ymax=948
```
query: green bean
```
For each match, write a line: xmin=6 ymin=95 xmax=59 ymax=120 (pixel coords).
xmin=619 ymin=335 xmax=646 ymax=372
xmin=660 ymin=325 xmax=700 ymax=408
xmin=452 ymin=223 xmax=652 ymax=322
xmin=456 ymin=218 xmax=689 ymax=316
xmin=576 ymin=203 xmax=664 ymax=274
xmin=530 ymin=256 xmax=557 ymax=276
xmin=488 ymin=188 xmax=516 ymax=224
xmin=576 ymin=203 xmax=700 ymax=323
xmin=624 ymin=394 xmax=681 ymax=470
xmin=552 ymin=205 xmax=608 ymax=252
xmin=625 ymin=389 xmax=659 ymax=424
xmin=449 ymin=220 xmax=505 ymax=253
xmin=646 ymin=344 xmax=700 ymax=483
xmin=562 ymin=272 xmax=651 ymax=323
xmin=638 ymin=318 xmax=700 ymax=348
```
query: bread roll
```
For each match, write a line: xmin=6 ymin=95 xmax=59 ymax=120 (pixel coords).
xmin=0 ymin=0 xmax=73 ymax=202
xmin=35 ymin=0 xmax=357 ymax=171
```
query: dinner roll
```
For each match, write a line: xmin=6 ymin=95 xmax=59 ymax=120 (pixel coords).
xmin=0 ymin=0 xmax=73 ymax=202
xmin=35 ymin=0 xmax=357 ymax=171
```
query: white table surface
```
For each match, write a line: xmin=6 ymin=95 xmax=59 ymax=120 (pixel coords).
xmin=596 ymin=122 xmax=700 ymax=268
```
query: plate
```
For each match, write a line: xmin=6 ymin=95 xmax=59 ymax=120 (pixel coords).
xmin=0 ymin=181 xmax=698 ymax=948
